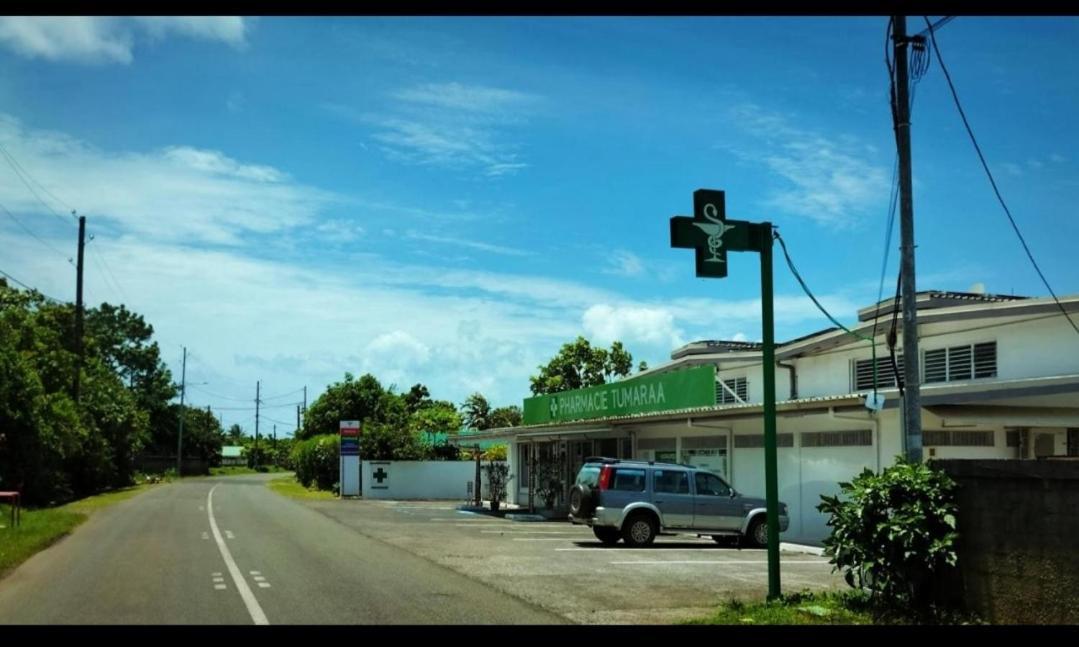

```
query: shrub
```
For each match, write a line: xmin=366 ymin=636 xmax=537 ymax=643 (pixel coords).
xmin=483 ymin=459 xmax=512 ymax=511
xmin=289 ymin=434 xmax=338 ymax=490
xmin=483 ymin=444 xmax=508 ymax=461
xmin=817 ymin=458 xmax=959 ymax=610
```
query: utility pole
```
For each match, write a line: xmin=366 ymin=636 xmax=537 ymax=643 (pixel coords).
xmin=73 ymin=214 xmax=86 ymax=402
xmin=296 ymin=404 xmax=301 ymax=435
xmin=254 ymin=381 xmax=261 ymax=468
xmin=893 ymin=15 xmax=923 ymax=462
xmin=302 ymin=386 xmax=307 ymax=417
xmin=273 ymin=424 xmax=277 ymax=468
xmin=177 ymin=346 xmax=187 ymax=476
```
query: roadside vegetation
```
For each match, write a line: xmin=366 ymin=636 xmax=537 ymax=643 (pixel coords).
xmin=0 ymin=483 xmax=156 ymax=577
xmin=266 ymin=475 xmax=336 ymax=501
xmin=688 ymin=459 xmax=981 ymax=625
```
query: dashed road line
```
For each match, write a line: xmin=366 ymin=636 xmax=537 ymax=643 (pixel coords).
xmin=225 ymin=530 xmax=235 ymax=539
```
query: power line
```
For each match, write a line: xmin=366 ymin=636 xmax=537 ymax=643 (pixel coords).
xmin=261 ymin=387 xmax=305 ymax=401
xmin=923 ymin=16 xmax=1079 ymax=337
xmin=0 ymin=268 xmax=64 ymax=303
xmin=0 ymin=144 xmax=74 ymax=227
xmin=773 ymin=231 xmax=872 ymax=343
xmin=187 ymin=384 xmax=258 ymax=402
xmin=86 ymin=239 xmax=129 ymax=304
xmin=0 ymin=200 xmax=75 ymax=267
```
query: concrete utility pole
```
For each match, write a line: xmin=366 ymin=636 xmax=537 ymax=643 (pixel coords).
xmin=296 ymin=404 xmax=301 ymax=435
xmin=73 ymin=214 xmax=86 ymax=402
xmin=273 ymin=424 xmax=277 ymax=468
xmin=893 ymin=15 xmax=923 ymax=462
xmin=177 ymin=346 xmax=187 ymax=476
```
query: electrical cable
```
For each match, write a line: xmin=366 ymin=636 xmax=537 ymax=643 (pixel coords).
xmin=0 ymin=200 xmax=75 ymax=267
xmin=923 ymin=16 xmax=1079 ymax=337
xmin=0 ymin=144 xmax=74 ymax=226
xmin=0 ymin=268 xmax=64 ymax=303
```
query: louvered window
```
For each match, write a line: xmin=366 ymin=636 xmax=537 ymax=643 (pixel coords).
xmin=924 ymin=430 xmax=994 ymax=447
xmin=716 ymin=377 xmax=748 ymax=404
xmin=852 ymin=355 xmax=904 ymax=391
xmin=923 ymin=342 xmax=996 ymax=383
xmin=733 ymin=434 xmax=794 ymax=448
xmin=801 ymin=430 xmax=873 ymax=447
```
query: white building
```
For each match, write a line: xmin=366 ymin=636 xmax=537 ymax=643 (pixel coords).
xmin=463 ymin=290 xmax=1079 ymax=545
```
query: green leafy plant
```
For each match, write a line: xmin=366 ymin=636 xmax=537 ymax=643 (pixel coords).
xmin=536 ymin=453 xmax=562 ymax=509
xmin=817 ymin=458 xmax=959 ymax=610
xmin=483 ymin=458 xmax=513 ymax=512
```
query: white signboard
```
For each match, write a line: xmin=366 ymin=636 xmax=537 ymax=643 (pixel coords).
xmin=339 ymin=420 xmax=361 ymax=497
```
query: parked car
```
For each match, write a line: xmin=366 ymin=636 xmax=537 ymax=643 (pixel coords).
xmin=568 ymin=457 xmax=789 ymax=547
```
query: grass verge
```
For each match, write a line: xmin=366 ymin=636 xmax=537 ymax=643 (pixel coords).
xmin=0 ymin=483 xmax=154 ymax=578
xmin=266 ymin=475 xmax=337 ymax=501
xmin=209 ymin=466 xmax=289 ymax=476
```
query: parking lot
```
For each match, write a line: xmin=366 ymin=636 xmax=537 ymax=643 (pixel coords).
xmin=302 ymin=498 xmax=845 ymax=624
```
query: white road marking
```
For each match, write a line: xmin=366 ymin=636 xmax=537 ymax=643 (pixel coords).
xmin=213 ymin=577 xmax=225 ymax=583
xmin=208 ymin=485 xmax=269 ymax=625
xmin=481 ymin=530 xmax=585 ymax=534
xmin=249 ymin=571 xmax=261 ymax=575
xmin=215 ymin=584 xmax=227 ymax=590
xmin=610 ymin=560 xmax=833 ymax=565
xmin=253 ymin=576 xmax=266 ymax=582
xmin=512 ymin=538 xmax=576 ymax=541
xmin=258 ymin=582 xmax=271 ymax=589
xmin=212 ymin=572 xmax=222 ymax=576
xmin=225 ymin=530 xmax=235 ymax=539
xmin=198 ymin=506 xmax=205 ymax=511
xmin=201 ymin=532 xmax=209 ymax=540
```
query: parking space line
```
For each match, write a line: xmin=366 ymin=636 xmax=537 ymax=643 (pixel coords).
xmin=610 ymin=560 xmax=832 ymax=565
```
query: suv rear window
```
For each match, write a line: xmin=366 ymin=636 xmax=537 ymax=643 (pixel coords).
xmin=576 ymin=465 xmax=600 ymax=487
xmin=610 ymin=468 xmax=646 ymax=491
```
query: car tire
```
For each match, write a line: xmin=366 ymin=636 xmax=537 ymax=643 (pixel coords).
xmin=593 ymin=526 xmax=620 ymax=545
xmin=569 ymin=484 xmax=595 ymax=517
xmin=621 ymin=512 xmax=658 ymax=547
xmin=744 ymin=516 xmax=768 ymax=549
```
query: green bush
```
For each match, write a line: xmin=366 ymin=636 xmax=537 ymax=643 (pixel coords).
xmin=289 ymin=434 xmax=338 ymax=490
xmin=483 ymin=444 xmax=508 ymax=461
xmin=817 ymin=458 xmax=959 ymax=610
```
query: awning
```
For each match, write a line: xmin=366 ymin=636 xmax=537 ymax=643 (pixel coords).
xmin=926 ymin=405 xmax=1079 ymax=427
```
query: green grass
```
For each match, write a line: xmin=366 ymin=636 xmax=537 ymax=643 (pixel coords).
xmin=266 ymin=475 xmax=336 ymax=501
xmin=0 ymin=483 xmax=154 ymax=578
xmin=683 ymin=589 xmax=984 ymax=625
xmin=682 ymin=591 xmax=877 ymax=625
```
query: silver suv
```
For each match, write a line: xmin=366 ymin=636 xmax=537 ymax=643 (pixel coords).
xmin=568 ymin=457 xmax=789 ymax=547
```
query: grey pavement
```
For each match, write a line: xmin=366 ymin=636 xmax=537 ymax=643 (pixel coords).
xmin=0 ymin=474 xmax=564 ymax=625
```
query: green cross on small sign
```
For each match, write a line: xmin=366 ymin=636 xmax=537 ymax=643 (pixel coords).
xmin=670 ymin=189 xmax=761 ymax=278
xmin=373 ymin=467 xmax=388 ymax=483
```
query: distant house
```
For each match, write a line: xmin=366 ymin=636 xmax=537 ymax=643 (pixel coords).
xmin=221 ymin=446 xmax=246 ymax=466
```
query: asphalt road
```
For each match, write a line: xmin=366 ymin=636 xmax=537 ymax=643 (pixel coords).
xmin=0 ymin=474 xmax=564 ymax=625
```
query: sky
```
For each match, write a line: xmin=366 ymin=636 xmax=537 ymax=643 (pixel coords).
xmin=1 ymin=16 xmax=1077 ymax=436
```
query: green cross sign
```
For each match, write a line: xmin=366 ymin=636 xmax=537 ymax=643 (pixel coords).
xmin=669 ymin=189 xmax=762 ymax=278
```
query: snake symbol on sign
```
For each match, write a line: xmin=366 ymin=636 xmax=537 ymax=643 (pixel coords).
xmin=693 ymin=203 xmax=736 ymax=263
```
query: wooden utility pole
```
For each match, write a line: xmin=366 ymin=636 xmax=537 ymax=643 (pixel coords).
xmin=893 ymin=15 xmax=924 ymax=462
xmin=254 ymin=380 xmax=260 ymax=467
xmin=177 ymin=346 xmax=187 ymax=476
xmin=73 ymin=214 xmax=86 ymax=401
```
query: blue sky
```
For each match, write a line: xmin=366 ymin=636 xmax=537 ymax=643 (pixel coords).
xmin=1 ymin=16 xmax=1077 ymax=434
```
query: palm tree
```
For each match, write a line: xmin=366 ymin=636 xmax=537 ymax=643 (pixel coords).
xmin=461 ymin=393 xmax=492 ymax=431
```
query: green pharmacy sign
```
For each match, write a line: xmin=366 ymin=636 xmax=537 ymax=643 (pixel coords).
xmin=522 ymin=365 xmax=717 ymax=426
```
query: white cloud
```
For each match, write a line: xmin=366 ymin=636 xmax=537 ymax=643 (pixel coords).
xmin=582 ymin=304 xmax=684 ymax=349
xmin=0 ymin=114 xmax=333 ymax=245
xmin=365 ymin=331 xmax=431 ymax=367
xmin=602 ymin=250 xmax=645 ymax=277
xmin=404 ymin=230 xmax=532 ymax=257
xmin=722 ymin=102 xmax=890 ymax=227
xmin=0 ymin=17 xmax=247 ymax=64
xmin=390 ymin=82 xmax=537 ymax=115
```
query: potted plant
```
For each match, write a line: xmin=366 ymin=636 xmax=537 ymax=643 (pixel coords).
xmin=483 ymin=458 xmax=513 ymax=512
xmin=536 ymin=455 xmax=562 ymax=510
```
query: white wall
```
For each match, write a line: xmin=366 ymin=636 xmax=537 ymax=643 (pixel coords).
xmin=361 ymin=460 xmax=481 ymax=500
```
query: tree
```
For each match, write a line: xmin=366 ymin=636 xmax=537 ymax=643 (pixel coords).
xmin=299 ymin=373 xmax=407 ymax=440
xmin=225 ymin=424 xmax=244 ymax=444
xmin=529 ymin=336 xmax=636 ymax=395
xmin=409 ymin=400 xmax=461 ymax=440
xmin=404 ymin=383 xmax=431 ymax=414
xmin=461 ymin=392 xmax=492 ymax=430
xmin=489 ymin=405 xmax=522 ymax=428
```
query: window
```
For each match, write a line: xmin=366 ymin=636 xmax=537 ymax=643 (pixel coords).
xmin=610 ymin=468 xmax=646 ymax=491
xmin=694 ymin=472 xmax=730 ymax=497
xmin=924 ymin=342 xmax=996 ymax=384
xmin=1068 ymin=429 xmax=1079 ymax=457
xmin=923 ymin=430 xmax=994 ymax=447
xmin=576 ymin=465 xmax=599 ymax=487
xmin=733 ymin=433 xmax=793 ymax=448
xmin=1006 ymin=430 xmax=1021 ymax=448
xmin=717 ymin=377 xmax=748 ymax=404
xmin=653 ymin=470 xmax=690 ymax=494
xmin=519 ymin=444 xmax=530 ymax=485
xmin=801 ymin=430 xmax=873 ymax=447
xmin=852 ymin=355 xmax=904 ymax=391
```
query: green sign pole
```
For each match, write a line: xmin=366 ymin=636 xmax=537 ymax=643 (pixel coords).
xmin=671 ymin=189 xmax=781 ymax=600
xmin=758 ymin=223 xmax=781 ymax=600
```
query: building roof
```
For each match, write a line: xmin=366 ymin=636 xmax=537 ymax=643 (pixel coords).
xmin=222 ymin=446 xmax=245 ymax=458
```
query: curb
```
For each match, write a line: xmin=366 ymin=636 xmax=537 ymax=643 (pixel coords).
xmin=779 ymin=542 xmax=826 ymax=556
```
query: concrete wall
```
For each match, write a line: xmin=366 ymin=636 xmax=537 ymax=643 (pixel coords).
xmin=361 ymin=460 xmax=484 ymax=500
xmin=934 ymin=459 xmax=1079 ymax=623
xmin=711 ymin=313 xmax=1079 ymax=405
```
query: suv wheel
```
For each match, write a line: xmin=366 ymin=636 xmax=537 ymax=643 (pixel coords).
xmin=745 ymin=516 xmax=768 ymax=549
xmin=592 ymin=526 xmax=620 ymax=545
xmin=569 ymin=484 xmax=595 ymax=517
xmin=621 ymin=512 xmax=657 ymax=547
